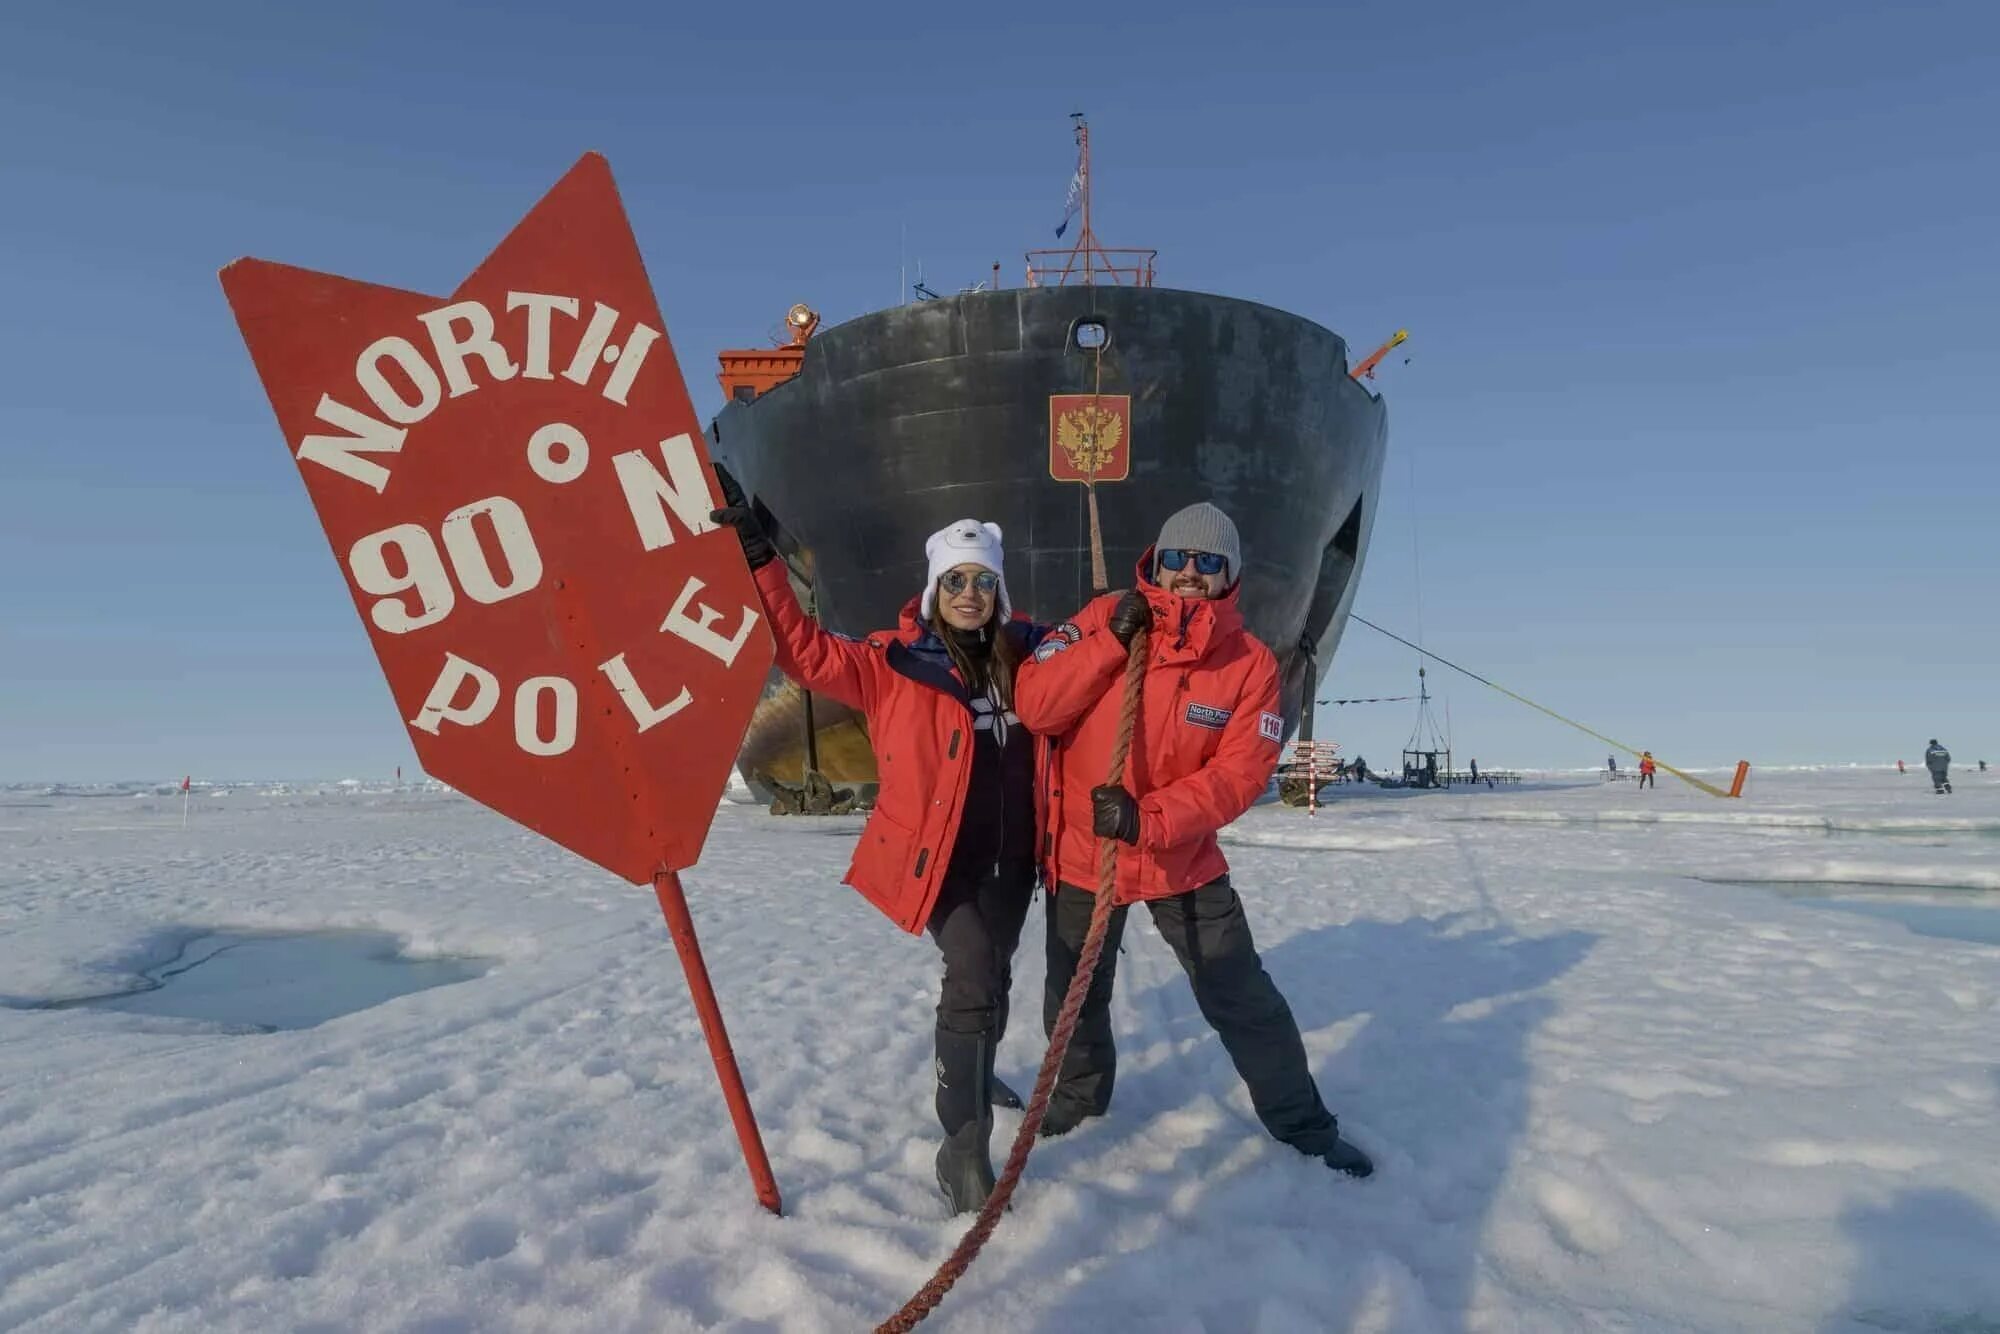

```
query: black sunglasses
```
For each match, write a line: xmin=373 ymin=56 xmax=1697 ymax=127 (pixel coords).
xmin=1158 ymin=548 xmax=1228 ymax=577
xmin=939 ymin=570 xmax=1000 ymax=596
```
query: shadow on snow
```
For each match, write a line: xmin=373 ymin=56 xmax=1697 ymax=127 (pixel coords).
xmin=1009 ymin=905 xmax=1595 ymax=1330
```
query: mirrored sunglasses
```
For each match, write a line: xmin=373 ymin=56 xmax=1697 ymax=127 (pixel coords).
xmin=1158 ymin=548 xmax=1228 ymax=576
xmin=939 ymin=570 xmax=1000 ymax=596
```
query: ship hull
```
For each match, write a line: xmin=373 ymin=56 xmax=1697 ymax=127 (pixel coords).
xmin=710 ymin=285 xmax=1388 ymax=792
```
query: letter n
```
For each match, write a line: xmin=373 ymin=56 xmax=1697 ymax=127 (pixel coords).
xmin=611 ymin=433 xmax=717 ymax=551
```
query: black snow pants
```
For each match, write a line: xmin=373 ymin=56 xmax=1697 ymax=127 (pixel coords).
xmin=1042 ymin=876 xmax=1341 ymax=1155
xmin=1929 ymin=763 xmax=1951 ymax=792
xmin=926 ymin=858 xmax=1034 ymax=1137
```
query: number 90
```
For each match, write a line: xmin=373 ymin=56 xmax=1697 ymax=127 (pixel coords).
xmin=347 ymin=496 xmax=543 ymax=634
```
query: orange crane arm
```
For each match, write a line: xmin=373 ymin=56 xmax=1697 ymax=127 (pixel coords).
xmin=1350 ymin=329 xmax=1409 ymax=381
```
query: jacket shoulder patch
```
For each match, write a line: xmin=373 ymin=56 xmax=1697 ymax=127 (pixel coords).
xmin=1258 ymin=711 xmax=1284 ymax=743
xmin=1034 ymin=637 xmax=1070 ymax=662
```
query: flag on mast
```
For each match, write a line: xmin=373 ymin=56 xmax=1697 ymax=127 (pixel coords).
xmin=180 ymin=775 xmax=191 ymax=831
xmin=1054 ymin=156 xmax=1082 ymax=239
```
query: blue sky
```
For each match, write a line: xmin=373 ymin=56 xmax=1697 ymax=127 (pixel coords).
xmin=2 ymin=0 xmax=1994 ymax=780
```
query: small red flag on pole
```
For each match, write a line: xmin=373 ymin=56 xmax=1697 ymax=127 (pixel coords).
xmin=180 ymin=775 xmax=191 ymax=830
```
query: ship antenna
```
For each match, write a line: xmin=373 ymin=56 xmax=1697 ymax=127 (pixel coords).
xmin=1399 ymin=436 xmax=1450 ymax=783
xmin=1409 ymin=443 xmax=1425 ymax=669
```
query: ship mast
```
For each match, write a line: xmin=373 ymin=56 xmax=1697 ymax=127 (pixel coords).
xmin=1074 ymin=114 xmax=1094 ymax=287
xmin=1026 ymin=115 xmax=1157 ymax=288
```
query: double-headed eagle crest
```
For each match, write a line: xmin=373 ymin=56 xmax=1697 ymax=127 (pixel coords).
xmin=1055 ymin=403 xmax=1123 ymax=474
xmin=1048 ymin=394 xmax=1131 ymax=481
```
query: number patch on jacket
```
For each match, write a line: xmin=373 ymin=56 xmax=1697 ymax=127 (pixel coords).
xmin=1258 ymin=711 xmax=1284 ymax=743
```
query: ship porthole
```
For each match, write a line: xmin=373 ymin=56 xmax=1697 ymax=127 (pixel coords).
xmin=1071 ymin=318 xmax=1110 ymax=352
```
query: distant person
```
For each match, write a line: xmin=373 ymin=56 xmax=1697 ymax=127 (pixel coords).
xmin=1897 ymin=759 xmax=1906 ymax=775
xmin=1607 ymin=754 xmax=1618 ymax=775
xmin=1925 ymin=739 xmax=1952 ymax=794
xmin=1468 ymin=758 xmax=1479 ymax=787
xmin=1351 ymin=754 xmax=1370 ymax=783
xmin=1638 ymin=751 xmax=1657 ymax=790
xmin=1980 ymin=760 xmax=1988 ymax=772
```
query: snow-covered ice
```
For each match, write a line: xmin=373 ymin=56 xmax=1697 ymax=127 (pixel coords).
xmin=3 ymin=768 xmax=1997 ymax=1331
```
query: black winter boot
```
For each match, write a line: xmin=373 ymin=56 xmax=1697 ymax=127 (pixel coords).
xmin=1036 ymin=1097 xmax=1102 ymax=1139
xmin=1322 ymin=1134 xmax=1375 ymax=1179
xmin=989 ymin=989 xmax=1023 ymax=1110
xmin=934 ymin=1029 xmax=995 ymax=1214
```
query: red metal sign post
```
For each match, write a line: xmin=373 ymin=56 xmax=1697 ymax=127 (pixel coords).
xmin=222 ymin=154 xmax=782 ymax=1214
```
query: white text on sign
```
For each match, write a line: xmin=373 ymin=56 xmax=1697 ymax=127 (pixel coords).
xmin=296 ymin=294 xmax=758 ymax=761
xmin=297 ymin=292 xmax=661 ymax=494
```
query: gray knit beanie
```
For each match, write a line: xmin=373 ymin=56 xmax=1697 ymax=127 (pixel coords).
xmin=1154 ymin=502 xmax=1243 ymax=585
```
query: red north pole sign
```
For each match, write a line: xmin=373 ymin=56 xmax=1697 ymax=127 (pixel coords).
xmin=220 ymin=155 xmax=772 ymax=882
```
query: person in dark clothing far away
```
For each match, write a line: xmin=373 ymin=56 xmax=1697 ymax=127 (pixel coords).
xmin=1981 ymin=760 xmax=1988 ymax=773
xmin=714 ymin=468 xmax=1055 ymax=1214
xmin=1016 ymin=501 xmax=1375 ymax=1179
xmin=1469 ymin=758 xmax=1479 ymax=787
xmin=1925 ymin=739 xmax=1953 ymax=794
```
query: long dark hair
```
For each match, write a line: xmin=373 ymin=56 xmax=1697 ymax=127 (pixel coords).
xmin=929 ymin=605 xmax=1021 ymax=710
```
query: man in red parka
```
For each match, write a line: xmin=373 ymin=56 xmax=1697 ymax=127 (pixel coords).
xmin=1016 ymin=501 xmax=1374 ymax=1178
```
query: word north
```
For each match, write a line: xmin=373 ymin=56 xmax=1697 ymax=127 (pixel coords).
xmin=298 ymin=292 xmax=663 ymax=492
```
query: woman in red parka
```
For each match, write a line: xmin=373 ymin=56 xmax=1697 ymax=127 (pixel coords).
xmin=713 ymin=467 xmax=1057 ymax=1213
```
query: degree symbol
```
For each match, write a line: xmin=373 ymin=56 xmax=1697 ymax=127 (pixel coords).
xmin=527 ymin=423 xmax=589 ymax=484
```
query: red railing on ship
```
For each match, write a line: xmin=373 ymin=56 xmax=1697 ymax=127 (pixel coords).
xmin=1024 ymin=246 xmax=1158 ymax=288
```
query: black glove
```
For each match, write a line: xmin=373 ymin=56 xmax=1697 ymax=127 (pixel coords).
xmin=1091 ymin=784 xmax=1140 ymax=845
xmin=1107 ymin=589 xmax=1150 ymax=647
xmin=710 ymin=462 xmax=775 ymax=570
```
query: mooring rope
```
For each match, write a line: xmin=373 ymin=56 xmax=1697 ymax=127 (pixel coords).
xmin=1083 ymin=327 xmax=1109 ymax=594
xmin=1349 ymin=614 xmax=1730 ymax=798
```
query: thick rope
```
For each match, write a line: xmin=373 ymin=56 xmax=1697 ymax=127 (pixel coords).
xmin=876 ymin=626 xmax=1149 ymax=1332
xmin=1083 ymin=331 xmax=1109 ymax=593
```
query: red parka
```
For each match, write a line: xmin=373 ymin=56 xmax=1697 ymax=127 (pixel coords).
xmin=1015 ymin=555 xmax=1285 ymax=903
xmin=753 ymin=560 xmax=1049 ymax=935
